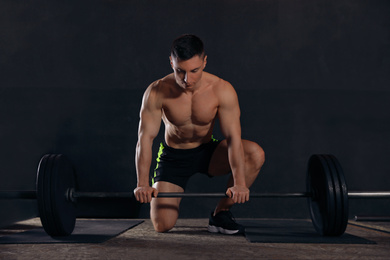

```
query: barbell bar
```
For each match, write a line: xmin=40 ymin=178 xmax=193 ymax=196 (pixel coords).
xmin=348 ymin=192 xmax=390 ymax=198
xmin=70 ymin=191 xmax=312 ymax=199
xmin=68 ymin=191 xmax=390 ymax=199
xmin=0 ymin=191 xmax=36 ymax=199
xmin=0 ymin=190 xmax=390 ymax=200
xmin=0 ymin=153 xmax=389 ymax=238
xmin=2 ymin=191 xmax=390 ymax=199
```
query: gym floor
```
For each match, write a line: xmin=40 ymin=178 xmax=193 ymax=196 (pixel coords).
xmin=0 ymin=218 xmax=389 ymax=260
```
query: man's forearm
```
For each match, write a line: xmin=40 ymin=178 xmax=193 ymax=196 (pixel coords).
xmin=227 ymin=138 xmax=246 ymax=187
xmin=135 ymin=139 xmax=153 ymax=187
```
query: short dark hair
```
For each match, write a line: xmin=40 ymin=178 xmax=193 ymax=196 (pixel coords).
xmin=170 ymin=34 xmax=205 ymax=61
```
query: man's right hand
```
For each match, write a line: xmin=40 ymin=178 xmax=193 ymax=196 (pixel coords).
xmin=133 ymin=186 xmax=159 ymax=203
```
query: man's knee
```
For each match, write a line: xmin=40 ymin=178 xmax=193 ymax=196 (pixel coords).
xmin=150 ymin=182 xmax=183 ymax=233
xmin=245 ymin=142 xmax=265 ymax=172
xmin=150 ymin=198 xmax=180 ymax=233
xmin=152 ymin=217 xmax=176 ymax=233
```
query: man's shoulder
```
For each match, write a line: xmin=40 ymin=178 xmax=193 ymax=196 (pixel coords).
xmin=146 ymin=74 xmax=176 ymax=95
xmin=204 ymin=72 xmax=234 ymax=94
xmin=203 ymin=72 xmax=231 ymax=88
xmin=150 ymin=74 xmax=175 ymax=88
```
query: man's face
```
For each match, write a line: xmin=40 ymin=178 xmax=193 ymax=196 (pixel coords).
xmin=170 ymin=55 xmax=207 ymax=90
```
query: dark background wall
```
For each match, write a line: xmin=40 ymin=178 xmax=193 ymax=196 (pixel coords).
xmin=1 ymin=0 xmax=389 ymax=227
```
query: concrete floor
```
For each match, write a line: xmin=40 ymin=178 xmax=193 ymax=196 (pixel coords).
xmin=0 ymin=218 xmax=389 ymax=260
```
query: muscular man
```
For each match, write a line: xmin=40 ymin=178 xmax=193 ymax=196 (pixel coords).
xmin=134 ymin=34 xmax=265 ymax=235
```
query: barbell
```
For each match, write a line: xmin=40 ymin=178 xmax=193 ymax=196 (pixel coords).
xmin=1 ymin=154 xmax=389 ymax=238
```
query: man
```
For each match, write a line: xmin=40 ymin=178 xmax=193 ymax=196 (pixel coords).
xmin=134 ymin=34 xmax=265 ymax=235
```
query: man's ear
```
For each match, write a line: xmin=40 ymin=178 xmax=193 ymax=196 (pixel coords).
xmin=203 ymin=55 xmax=208 ymax=68
xmin=169 ymin=56 xmax=173 ymax=68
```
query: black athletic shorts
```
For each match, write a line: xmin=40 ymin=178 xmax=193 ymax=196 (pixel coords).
xmin=152 ymin=137 xmax=222 ymax=190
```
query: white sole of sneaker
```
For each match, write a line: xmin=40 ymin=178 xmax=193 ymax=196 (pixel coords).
xmin=207 ymin=225 xmax=239 ymax=235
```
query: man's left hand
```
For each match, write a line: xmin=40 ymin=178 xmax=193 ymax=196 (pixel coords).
xmin=226 ymin=185 xmax=250 ymax=203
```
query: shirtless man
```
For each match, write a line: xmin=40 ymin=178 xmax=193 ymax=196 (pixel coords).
xmin=134 ymin=34 xmax=265 ymax=235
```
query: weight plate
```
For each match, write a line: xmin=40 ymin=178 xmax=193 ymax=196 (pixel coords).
xmin=327 ymin=155 xmax=349 ymax=236
xmin=37 ymin=154 xmax=55 ymax=236
xmin=36 ymin=154 xmax=76 ymax=236
xmin=52 ymin=154 xmax=77 ymax=236
xmin=321 ymin=155 xmax=342 ymax=236
xmin=307 ymin=154 xmax=336 ymax=236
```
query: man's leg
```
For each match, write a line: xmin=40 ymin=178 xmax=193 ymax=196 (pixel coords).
xmin=208 ymin=139 xmax=265 ymax=215
xmin=150 ymin=181 xmax=184 ymax=232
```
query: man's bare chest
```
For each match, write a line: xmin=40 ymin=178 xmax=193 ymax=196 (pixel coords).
xmin=162 ymin=93 xmax=218 ymax=127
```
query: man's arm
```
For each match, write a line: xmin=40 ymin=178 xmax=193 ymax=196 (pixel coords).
xmin=134 ymin=82 xmax=162 ymax=203
xmin=216 ymin=81 xmax=248 ymax=203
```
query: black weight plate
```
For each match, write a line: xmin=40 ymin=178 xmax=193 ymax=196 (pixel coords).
xmin=328 ymin=155 xmax=349 ymax=236
xmin=317 ymin=154 xmax=336 ymax=236
xmin=307 ymin=154 xmax=336 ymax=236
xmin=307 ymin=155 xmax=324 ymax=235
xmin=51 ymin=154 xmax=76 ymax=236
xmin=37 ymin=154 xmax=76 ymax=236
xmin=321 ymin=155 xmax=342 ymax=236
xmin=37 ymin=154 xmax=56 ymax=236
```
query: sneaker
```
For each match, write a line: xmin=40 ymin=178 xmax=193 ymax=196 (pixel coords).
xmin=208 ymin=211 xmax=245 ymax=235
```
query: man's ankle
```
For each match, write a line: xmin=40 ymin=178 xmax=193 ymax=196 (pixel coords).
xmin=213 ymin=208 xmax=230 ymax=216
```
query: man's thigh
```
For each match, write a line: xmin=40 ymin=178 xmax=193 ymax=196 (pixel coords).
xmin=207 ymin=140 xmax=231 ymax=176
xmin=207 ymin=139 xmax=260 ymax=177
xmin=150 ymin=181 xmax=183 ymax=229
